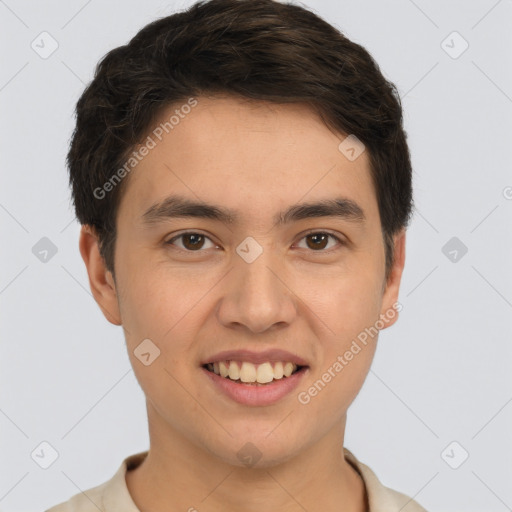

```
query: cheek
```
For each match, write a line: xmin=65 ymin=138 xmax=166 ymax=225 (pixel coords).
xmin=296 ymin=285 xmax=380 ymax=420
xmin=117 ymin=270 xmax=200 ymax=412
xmin=299 ymin=272 xmax=382 ymax=401
xmin=302 ymin=268 xmax=383 ymax=339
xmin=115 ymin=260 xmax=210 ymax=391
xmin=116 ymin=255 xmax=199 ymax=339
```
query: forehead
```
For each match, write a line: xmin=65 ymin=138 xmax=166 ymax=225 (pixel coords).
xmin=117 ymin=95 xmax=378 ymax=228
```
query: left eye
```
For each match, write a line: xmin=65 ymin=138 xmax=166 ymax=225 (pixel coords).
xmin=165 ymin=231 xmax=343 ymax=252
xmin=294 ymin=232 xmax=343 ymax=251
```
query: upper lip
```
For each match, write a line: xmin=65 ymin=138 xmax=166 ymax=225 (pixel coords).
xmin=201 ymin=349 xmax=309 ymax=367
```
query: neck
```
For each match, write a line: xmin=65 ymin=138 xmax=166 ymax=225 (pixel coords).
xmin=126 ymin=403 xmax=367 ymax=512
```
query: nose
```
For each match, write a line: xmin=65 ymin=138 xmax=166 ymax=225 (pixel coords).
xmin=216 ymin=249 xmax=297 ymax=334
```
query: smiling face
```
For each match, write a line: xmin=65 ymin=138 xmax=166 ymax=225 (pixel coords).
xmin=82 ymin=94 xmax=405 ymax=468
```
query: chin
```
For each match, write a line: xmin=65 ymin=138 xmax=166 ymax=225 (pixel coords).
xmin=206 ymin=428 xmax=307 ymax=469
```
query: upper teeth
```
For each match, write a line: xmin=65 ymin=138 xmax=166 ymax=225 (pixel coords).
xmin=206 ymin=361 xmax=298 ymax=383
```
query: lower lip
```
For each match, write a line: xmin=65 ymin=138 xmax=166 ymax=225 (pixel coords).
xmin=201 ymin=366 xmax=308 ymax=406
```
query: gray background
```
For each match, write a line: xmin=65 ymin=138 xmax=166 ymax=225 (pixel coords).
xmin=1 ymin=0 xmax=511 ymax=510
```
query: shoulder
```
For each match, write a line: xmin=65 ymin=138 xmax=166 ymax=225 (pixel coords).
xmin=372 ymin=483 xmax=428 ymax=512
xmin=44 ymin=451 xmax=148 ymax=512
xmin=343 ymin=448 xmax=429 ymax=512
xmin=44 ymin=479 xmax=110 ymax=512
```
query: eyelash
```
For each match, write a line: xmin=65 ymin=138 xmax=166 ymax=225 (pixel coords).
xmin=164 ymin=230 xmax=345 ymax=253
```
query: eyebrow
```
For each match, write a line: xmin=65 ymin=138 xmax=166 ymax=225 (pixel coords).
xmin=141 ymin=194 xmax=366 ymax=228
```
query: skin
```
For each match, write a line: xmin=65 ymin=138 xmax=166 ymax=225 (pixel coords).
xmin=80 ymin=95 xmax=406 ymax=512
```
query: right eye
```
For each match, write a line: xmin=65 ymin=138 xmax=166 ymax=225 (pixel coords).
xmin=164 ymin=231 xmax=218 ymax=252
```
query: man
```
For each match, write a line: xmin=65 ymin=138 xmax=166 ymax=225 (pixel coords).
xmin=47 ymin=0 xmax=427 ymax=510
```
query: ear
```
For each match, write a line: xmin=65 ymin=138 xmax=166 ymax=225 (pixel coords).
xmin=379 ymin=229 xmax=406 ymax=329
xmin=78 ymin=225 xmax=122 ymax=326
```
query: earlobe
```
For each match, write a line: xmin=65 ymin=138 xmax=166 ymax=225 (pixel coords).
xmin=78 ymin=225 xmax=122 ymax=326
xmin=379 ymin=229 xmax=406 ymax=329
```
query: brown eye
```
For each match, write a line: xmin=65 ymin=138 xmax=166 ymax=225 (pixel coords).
xmin=306 ymin=233 xmax=328 ymax=250
xmin=166 ymin=232 xmax=216 ymax=251
xmin=296 ymin=232 xmax=343 ymax=251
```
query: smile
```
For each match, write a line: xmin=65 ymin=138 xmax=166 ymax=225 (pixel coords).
xmin=202 ymin=361 xmax=309 ymax=406
xmin=203 ymin=360 xmax=303 ymax=385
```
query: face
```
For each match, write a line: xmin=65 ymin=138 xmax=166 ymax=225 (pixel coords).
xmin=81 ymin=95 xmax=405 ymax=468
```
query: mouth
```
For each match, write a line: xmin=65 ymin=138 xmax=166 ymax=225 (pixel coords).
xmin=202 ymin=360 xmax=307 ymax=386
xmin=201 ymin=359 xmax=309 ymax=406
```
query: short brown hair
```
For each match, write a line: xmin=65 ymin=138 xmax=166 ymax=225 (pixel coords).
xmin=67 ymin=0 xmax=413 ymax=281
